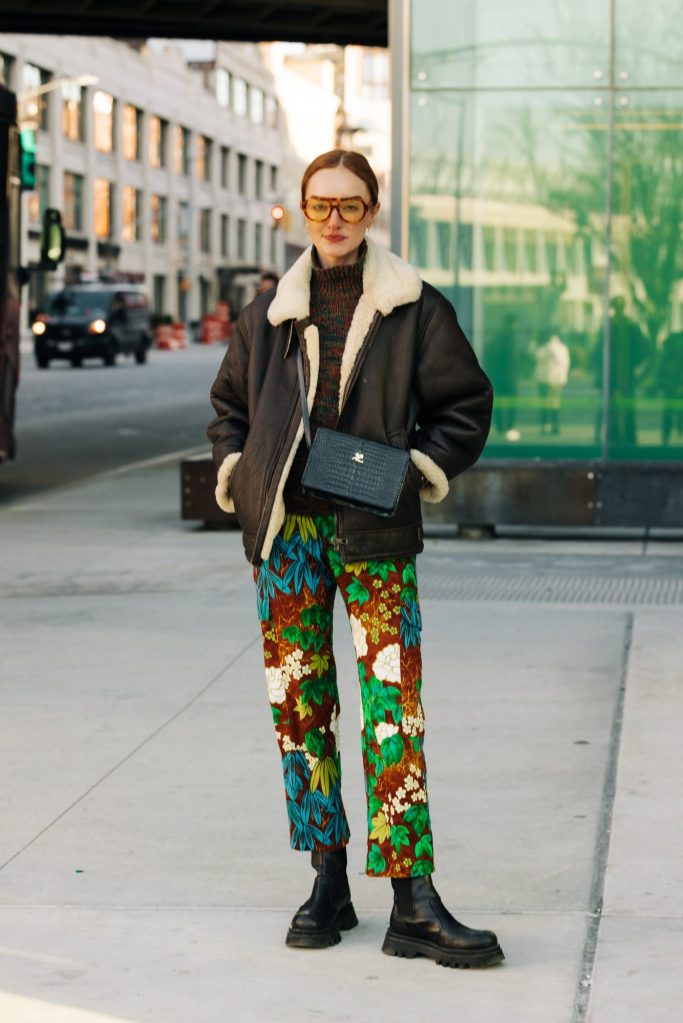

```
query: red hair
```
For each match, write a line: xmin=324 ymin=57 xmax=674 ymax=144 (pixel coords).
xmin=300 ymin=149 xmax=379 ymax=206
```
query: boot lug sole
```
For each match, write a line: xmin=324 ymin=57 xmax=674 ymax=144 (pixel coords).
xmin=382 ymin=930 xmax=504 ymax=969
xmin=286 ymin=903 xmax=358 ymax=949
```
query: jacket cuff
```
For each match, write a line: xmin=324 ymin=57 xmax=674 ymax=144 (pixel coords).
xmin=409 ymin=449 xmax=449 ymax=504
xmin=215 ymin=451 xmax=242 ymax=513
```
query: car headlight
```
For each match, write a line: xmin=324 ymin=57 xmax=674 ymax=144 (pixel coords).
xmin=89 ymin=319 xmax=107 ymax=334
xmin=32 ymin=321 xmax=47 ymax=335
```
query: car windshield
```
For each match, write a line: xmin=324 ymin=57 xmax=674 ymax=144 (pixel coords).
xmin=44 ymin=290 xmax=113 ymax=318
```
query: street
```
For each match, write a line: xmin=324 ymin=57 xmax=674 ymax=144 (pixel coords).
xmin=0 ymin=343 xmax=225 ymax=505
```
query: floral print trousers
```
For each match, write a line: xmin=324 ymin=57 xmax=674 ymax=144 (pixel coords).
xmin=254 ymin=513 xmax=435 ymax=878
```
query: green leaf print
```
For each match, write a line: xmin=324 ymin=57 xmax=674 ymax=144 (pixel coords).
xmin=301 ymin=604 xmax=332 ymax=630
xmin=404 ymin=803 xmax=429 ymax=836
xmin=402 ymin=562 xmax=417 ymax=587
xmin=281 ymin=625 xmax=302 ymax=646
xmin=368 ymin=843 xmax=387 ymax=875
xmin=380 ymin=733 xmax=405 ymax=767
xmin=368 ymin=795 xmax=383 ymax=818
xmin=305 ymin=728 xmax=326 ymax=760
xmin=364 ymin=676 xmax=401 ymax=723
xmin=368 ymin=561 xmax=396 ymax=582
xmin=400 ymin=586 xmax=417 ymax=603
xmin=310 ymin=652 xmax=330 ymax=677
xmin=411 ymin=858 xmax=434 ymax=877
xmin=271 ymin=706 xmax=282 ymax=724
xmin=415 ymin=833 xmax=433 ymax=859
xmin=390 ymin=824 xmax=411 ymax=853
xmin=301 ymin=673 xmax=337 ymax=706
xmin=295 ymin=628 xmax=316 ymax=652
xmin=358 ymin=661 xmax=367 ymax=685
xmin=328 ymin=548 xmax=344 ymax=578
xmin=346 ymin=578 xmax=370 ymax=605
xmin=412 ymin=736 xmax=422 ymax=754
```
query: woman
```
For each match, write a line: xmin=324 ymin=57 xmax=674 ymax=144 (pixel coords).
xmin=207 ymin=150 xmax=503 ymax=969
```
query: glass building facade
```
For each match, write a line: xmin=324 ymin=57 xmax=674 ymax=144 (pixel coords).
xmin=405 ymin=0 xmax=683 ymax=463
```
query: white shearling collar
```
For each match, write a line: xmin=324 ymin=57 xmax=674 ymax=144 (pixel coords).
xmin=267 ymin=236 xmax=422 ymax=327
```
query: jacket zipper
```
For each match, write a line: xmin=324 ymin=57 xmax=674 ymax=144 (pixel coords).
xmin=333 ymin=507 xmax=347 ymax=562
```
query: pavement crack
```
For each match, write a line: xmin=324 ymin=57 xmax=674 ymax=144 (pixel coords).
xmin=0 ymin=633 xmax=261 ymax=872
xmin=572 ymin=612 xmax=633 ymax=1021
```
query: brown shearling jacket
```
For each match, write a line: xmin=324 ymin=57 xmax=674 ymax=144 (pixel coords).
xmin=207 ymin=238 xmax=492 ymax=566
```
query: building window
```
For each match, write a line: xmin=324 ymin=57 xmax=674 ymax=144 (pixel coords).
xmin=220 ymin=214 xmax=229 ymax=257
xmin=216 ymin=68 xmax=231 ymax=108
xmin=94 ymin=178 xmax=114 ymax=239
xmin=28 ymin=165 xmax=50 ymax=224
xmin=270 ymin=164 xmax=278 ymax=194
xmin=153 ymin=275 xmax=166 ymax=315
xmin=174 ymin=126 xmax=190 ymax=176
xmin=255 ymin=160 xmax=264 ymax=199
xmin=233 ymin=77 xmax=248 ymax=117
xmin=61 ymin=81 xmax=84 ymax=142
xmin=0 ymin=52 xmax=14 ymax=88
xmin=265 ymin=95 xmax=278 ymax=130
xmin=22 ymin=63 xmax=51 ymax=131
xmin=149 ymin=116 xmax=168 ymax=168
xmin=237 ymin=153 xmax=248 ymax=195
xmin=122 ymin=186 xmax=142 ymax=242
xmin=150 ymin=194 xmax=167 ymax=243
xmin=178 ymin=201 xmax=190 ymax=244
xmin=200 ymin=209 xmax=212 ymax=253
xmin=199 ymin=276 xmax=210 ymax=317
xmin=254 ymin=222 xmax=263 ymax=263
xmin=362 ymin=51 xmax=389 ymax=100
xmin=250 ymin=87 xmax=264 ymax=125
xmin=122 ymin=104 xmax=141 ymax=161
xmin=196 ymin=135 xmax=212 ymax=182
xmin=237 ymin=218 xmax=247 ymax=259
xmin=63 ymin=172 xmax=84 ymax=231
xmin=93 ymin=91 xmax=114 ymax=153
xmin=220 ymin=146 xmax=230 ymax=189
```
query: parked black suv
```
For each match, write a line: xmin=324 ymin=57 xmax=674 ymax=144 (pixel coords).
xmin=32 ymin=284 xmax=152 ymax=368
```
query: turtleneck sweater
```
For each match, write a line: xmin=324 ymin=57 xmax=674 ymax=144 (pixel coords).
xmin=284 ymin=246 xmax=365 ymax=513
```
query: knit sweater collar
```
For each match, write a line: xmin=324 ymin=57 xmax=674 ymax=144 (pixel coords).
xmin=310 ymin=241 xmax=366 ymax=291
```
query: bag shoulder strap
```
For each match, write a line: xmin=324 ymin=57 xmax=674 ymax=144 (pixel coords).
xmin=295 ymin=333 xmax=312 ymax=450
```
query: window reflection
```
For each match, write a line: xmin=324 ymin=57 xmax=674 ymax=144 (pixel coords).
xmin=409 ymin=91 xmax=608 ymax=456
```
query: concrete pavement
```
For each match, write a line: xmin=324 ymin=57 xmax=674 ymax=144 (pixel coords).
xmin=1 ymin=458 xmax=682 ymax=1022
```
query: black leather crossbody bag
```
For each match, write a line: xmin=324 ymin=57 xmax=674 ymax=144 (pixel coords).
xmin=295 ymin=340 xmax=410 ymax=517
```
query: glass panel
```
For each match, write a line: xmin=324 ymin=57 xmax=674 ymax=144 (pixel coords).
xmin=409 ymin=89 xmax=609 ymax=458
xmin=615 ymin=1 xmax=683 ymax=88
xmin=607 ymin=91 xmax=683 ymax=459
xmin=411 ymin=0 xmax=610 ymax=90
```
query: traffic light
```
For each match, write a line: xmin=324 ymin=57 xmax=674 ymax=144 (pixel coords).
xmin=20 ymin=128 xmax=37 ymax=191
xmin=271 ymin=203 xmax=288 ymax=229
xmin=40 ymin=209 xmax=66 ymax=266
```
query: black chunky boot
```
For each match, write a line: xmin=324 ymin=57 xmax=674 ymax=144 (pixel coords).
xmin=382 ymin=876 xmax=504 ymax=968
xmin=286 ymin=847 xmax=358 ymax=948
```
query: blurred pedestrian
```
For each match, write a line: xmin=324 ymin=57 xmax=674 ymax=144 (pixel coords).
xmin=656 ymin=330 xmax=683 ymax=444
xmin=257 ymin=271 xmax=279 ymax=294
xmin=207 ymin=149 xmax=503 ymax=969
xmin=486 ymin=313 xmax=523 ymax=441
xmin=534 ymin=328 xmax=571 ymax=435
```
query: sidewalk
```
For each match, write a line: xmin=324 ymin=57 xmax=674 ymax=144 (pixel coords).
xmin=1 ymin=459 xmax=682 ymax=1023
